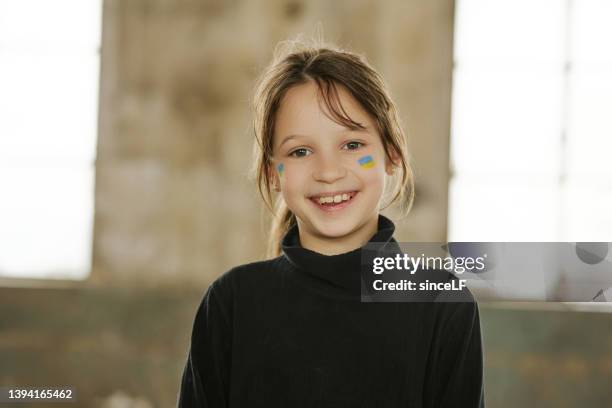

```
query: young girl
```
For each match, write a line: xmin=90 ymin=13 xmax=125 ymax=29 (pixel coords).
xmin=178 ymin=41 xmax=484 ymax=407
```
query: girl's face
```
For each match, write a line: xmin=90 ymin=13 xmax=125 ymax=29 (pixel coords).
xmin=271 ymin=81 xmax=394 ymax=252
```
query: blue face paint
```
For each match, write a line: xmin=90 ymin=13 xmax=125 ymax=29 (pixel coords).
xmin=358 ymin=155 xmax=375 ymax=169
xmin=277 ymin=163 xmax=284 ymax=175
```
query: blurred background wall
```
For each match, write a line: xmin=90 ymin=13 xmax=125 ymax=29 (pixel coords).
xmin=1 ymin=0 xmax=611 ymax=407
xmin=92 ymin=0 xmax=454 ymax=290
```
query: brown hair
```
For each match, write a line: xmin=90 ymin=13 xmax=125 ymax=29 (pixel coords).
xmin=251 ymin=40 xmax=415 ymax=258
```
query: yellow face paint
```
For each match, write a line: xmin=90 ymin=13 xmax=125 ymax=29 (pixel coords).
xmin=277 ymin=163 xmax=284 ymax=175
xmin=358 ymin=155 xmax=375 ymax=169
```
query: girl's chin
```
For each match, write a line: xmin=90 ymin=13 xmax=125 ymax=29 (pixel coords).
xmin=306 ymin=218 xmax=361 ymax=239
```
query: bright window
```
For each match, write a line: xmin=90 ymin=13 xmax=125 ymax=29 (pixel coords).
xmin=0 ymin=0 xmax=102 ymax=279
xmin=450 ymin=0 xmax=612 ymax=242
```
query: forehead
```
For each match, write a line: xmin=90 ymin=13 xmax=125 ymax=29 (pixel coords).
xmin=273 ymin=81 xmax=376 ymax=142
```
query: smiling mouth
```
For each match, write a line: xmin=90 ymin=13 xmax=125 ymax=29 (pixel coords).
xmin=308 ymin=191 xmax=359 ymax=211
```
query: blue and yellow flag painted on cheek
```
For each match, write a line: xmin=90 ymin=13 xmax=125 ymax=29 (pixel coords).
xmin=358 ymin=155 xmax=375 ymax=169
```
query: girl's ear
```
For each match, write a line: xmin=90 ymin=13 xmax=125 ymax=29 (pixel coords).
xmin=268 ymin=162 xmax=281 ymax=192
xmin=385 ymin=149 xmax=401 ymax=176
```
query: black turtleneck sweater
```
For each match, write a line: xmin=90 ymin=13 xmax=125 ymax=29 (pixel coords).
xmin=177 ymin=215 xmax=485 ymax=407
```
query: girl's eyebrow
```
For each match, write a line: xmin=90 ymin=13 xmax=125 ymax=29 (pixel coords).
xmin=349 ymin=127 xmax=372 ymax=136
xmin=278 ymin=134 xmax=304 ymax=149
xmin=278 ymin=127 xmax=373 ymax=148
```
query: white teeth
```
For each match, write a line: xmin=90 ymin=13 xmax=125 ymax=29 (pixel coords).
xmin=316 ymin=193 xmax=353 ymax=205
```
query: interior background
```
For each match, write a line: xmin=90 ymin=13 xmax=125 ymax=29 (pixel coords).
xmin=1 ymin=0 xmax=610 ymax=407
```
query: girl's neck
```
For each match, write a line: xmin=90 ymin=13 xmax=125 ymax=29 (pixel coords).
xmin=297 ymin=215 xmax=379 ymax=256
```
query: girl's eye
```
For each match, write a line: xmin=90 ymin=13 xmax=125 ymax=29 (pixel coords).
xmin=343 ymin=141 xmax=364 ymax=150
xmin=289 ymin=148 xmax=311 ymax=158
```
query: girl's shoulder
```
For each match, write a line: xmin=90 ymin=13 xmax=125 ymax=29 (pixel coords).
xmin=192 ymin=256 xmax=287 ymax=324
xmin=206 ymin=255 xmax=287 ymax=300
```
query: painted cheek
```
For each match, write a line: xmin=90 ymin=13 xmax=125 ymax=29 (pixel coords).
xmin=357 ymin=155 xmax=376 ymax=169
xmin=277 ymin=163 xmax=284 ymax=176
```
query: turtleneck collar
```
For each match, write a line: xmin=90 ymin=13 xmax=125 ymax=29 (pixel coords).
xmin=280 ymin=215 xmax=402 ymax=298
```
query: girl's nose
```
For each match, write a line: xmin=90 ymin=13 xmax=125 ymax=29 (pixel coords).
xmin=312 ymin=153 xmax=347 ymax=183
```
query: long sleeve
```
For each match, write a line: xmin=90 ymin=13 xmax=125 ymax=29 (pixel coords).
xmin=425 ymin=301 xmax=485 ymax=408
xmin=177 ymin=282 xmax=232 ymax=408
